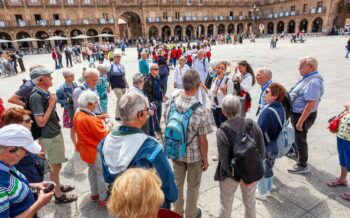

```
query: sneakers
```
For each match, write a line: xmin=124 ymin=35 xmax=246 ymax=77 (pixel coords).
xmin=212 ymin=155 xmax=219 ymax=161
xmin=255 ymin=191 xmax=271 ymax=201
xmin=288 ymin=164 xmax=309 ymax=174
xmin=286 ymin=152 xmax=298 ymax=160
xmin=195 ymin=208 xmax=202 ymax=218
xmin=97 ymin=200 xmax=107 ymax=208
xmin=91 ymin=195 xmax=99 ymax=202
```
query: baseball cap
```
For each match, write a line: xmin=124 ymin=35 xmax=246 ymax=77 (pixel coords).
xmin=0 ymin=124 xmax=41 ymax=154
xmin=30 ymin=67 xmax=53 ymax=80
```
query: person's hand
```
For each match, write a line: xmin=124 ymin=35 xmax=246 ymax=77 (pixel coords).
xmin=148 ymin=109 xmax=155 ymax=116
xmin=235 ymin=75 xmax=241 ymax=83
xmin=296 ymin=120 xmax=303 ymax=132
xmin=48 ymin=94 xmax=57 ymax=106
xmin=344 ymin=101 xmax=350 ymax=110
xmin=37 ymin=152 xmax=46 ymax=159
xmin=36 ymin=190 xmax=54 ymax=207
xmin=202 ymin=159 xmax=209 ymax=171
xmin=220 ymin=84 xmax=227 ymax=95
xmin=97 ymin=114 xmax=110 ymax=120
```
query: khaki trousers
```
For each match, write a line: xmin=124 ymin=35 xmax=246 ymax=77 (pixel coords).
xmin=219 ymin=178 xmax=256 ymax=218
xmin=113 ymin=88 xmax=126 ymax=119
xmin=173 ymin=160 xmax=203 ymax=218
xmin=87 ymin=154 xmax=108 ymax=201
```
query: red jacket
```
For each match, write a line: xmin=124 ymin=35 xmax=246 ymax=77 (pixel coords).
xmin=176 ymin=49 xmax=182 ymax=58
xmin=51 ymin=51 xmax=57 ymax=60
xmin=0 ymin=98 xmax=5 ymax=128
xmin=171 ymin=49 xmax=177 ymax=58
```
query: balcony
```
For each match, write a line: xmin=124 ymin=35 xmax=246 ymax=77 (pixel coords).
xmin=64 ymin=0 xmax=78 ymax=6
xmin=97 ymin=0 xmax=110 ymax=6
xmin=26 ymin=0 xmax=42 ymax=6
xmin=82 ymin=0 xmax=94 ymax=6
xmin=53 ymin=19 xmax=61 ymax=26
xmin=46 ymin=0 xmax=60 ymax=6
xmin=311 ymin=7 xmax=325 ymax=14
xmin=0 ymin=20 xmax=6 ymax=28
xmin=146 ymin=17 xmax=161 ymax=23
xmin=6 ymin=0 xmax=23 ymax=6
xmin=37 ymin=19 xmax=48 ymax=26
xmin=279 ymin=12 xmax=284 ymax=17
xmin=99 ymin=18 xmax=115 ymax=24
xmin=239 ymin=15 xmax=244 ymax=20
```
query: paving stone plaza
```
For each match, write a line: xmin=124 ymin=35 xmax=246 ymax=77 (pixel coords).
xmin=1 ymin=36 xmax=350 ymax=217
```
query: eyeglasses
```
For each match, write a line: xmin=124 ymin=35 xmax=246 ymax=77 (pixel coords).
xmin=264 ymin=90 xmax=272 ymax=95
xmin=298 ymin=63 xmax=308 ymax=69
xmin=217 ymin=67 xmax=225 ymax=70
xmin=23 ymin=117 xmax=32 ymax=123
xmin=116 ymin=56 xmax=121 ymax=58
xmin=152 ymin=68 xmax=159 ymax=71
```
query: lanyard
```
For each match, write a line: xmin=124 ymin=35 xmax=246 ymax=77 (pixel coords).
xmin=259 ymin=80 xmax=272 ymax=104
xmin=291 ymin=71 xmax=319 ymax=92
xmin=214 ymin=76 xmax=225 ymax=96
xmin=119 ymin=126 xmax=143 ymax=134
xmin=0 ymin=161 xmax=29 ymax=185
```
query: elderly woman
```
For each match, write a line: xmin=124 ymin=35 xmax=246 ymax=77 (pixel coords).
xmin=214 ymin=94 xmax=265 ymax=218
xmin=173 ymin=56 xmax=190 ymax=89
xmin=57 ymin=69 xmax=78 ymax=146
xmin=327 ymin=101 xmax=350 ymax=201
xmin=96 ymin=64 xmax=111 ymax=113
xmin=231 ymin=60 xmax=256 ymax=117
xmin=109 ymin=52 xmax=129 ymax=121
xmin=256 ymin=82 xmax=287 ymax=200
xmin=108 ymin=168 xmax=164 ymax=218
xmin=157 ymin=48 xmax=169 ymax=96
xmin=73 ymin=90 xmax=114 ymax=207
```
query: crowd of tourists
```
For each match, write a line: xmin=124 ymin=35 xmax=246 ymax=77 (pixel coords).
xmin=2 ymin=38 xmax=350 ymax=218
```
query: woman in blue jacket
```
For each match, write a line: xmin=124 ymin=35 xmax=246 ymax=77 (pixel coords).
xmin=256 ymin=82 xmax=287 ymax=200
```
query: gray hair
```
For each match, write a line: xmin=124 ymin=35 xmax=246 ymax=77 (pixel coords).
xmin=179 ymin=56 xmax=186 ymax=62
xmin=78 ymin=90 xmax=99 ymax=109
xmin=118 ymin=93 xmax=147 ymax=122
xmin=62 ymin=69 xmax=74 ymax=77
xmin=132 ymin=73 xmax=144 ymax=86
xmin=299 ymin=56 xmax=318 ymax=69
xmin=222 ymin=95 xmax=241 ymax=118
xmin=32 ymin=76 xmax=43 ymax=85
xmin=258 ymin=67 xmax=272 ymax=80
xmin=150 ymin=63 xmax=158 ymax=70
xmin=85 ymin=68 xmax=99 ymax=78
xmin=197 ymin=49 xmax=205 ymax=55
xmin=113 ymin=52 xmax=122 ymax=58
xmin=182 ymin=69 xmax=200 ymax=91
xmin=156 ymin=49 xmax=163 ymax=56
xmin=97 ymin=64 xmax=110 ymax=75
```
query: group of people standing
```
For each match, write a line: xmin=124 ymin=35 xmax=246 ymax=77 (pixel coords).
xmin=0 ymin=50 xmax=25 ymax=77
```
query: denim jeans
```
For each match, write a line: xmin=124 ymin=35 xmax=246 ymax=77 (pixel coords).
xmin=257 ymin=175 xmax=273 ymax=195
xmin=171 ymin=57 xmax=177 ymax=67
xmin=160 ymin=75 xmax=168 ymax=96
xmin=149 ymin=101 xmax=162 ymax=136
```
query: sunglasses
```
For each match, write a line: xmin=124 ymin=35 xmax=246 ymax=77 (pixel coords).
xmin=23 ymin=117 xmax=32 ymax=123
xmin=116 ymin=56 xmax=121 ymax=58
xmin=152 ymin=68 xmax=159 ymax=70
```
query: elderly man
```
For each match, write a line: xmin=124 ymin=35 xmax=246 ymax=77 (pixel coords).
xmin=139 ymin=50 xmax=150 ymax=75
xmin=29 ymin=66 xmax=77 ymax=203
xmin=73 ymin=68 xmax=104 ymax=116
xmin=288 ymin=56 xmax=324 ymax=174
xmin=0 ymin=124 xmax=55 ymax=218
xmin=256 ymin=67 xmax=273 ymax=116
xmin=193 ymin=49 xmax=210 ymax=84
xmin=99 ymin=93 xmax=178 ymax=209
xmin=165 ymin=69 xmax=213 ymax=218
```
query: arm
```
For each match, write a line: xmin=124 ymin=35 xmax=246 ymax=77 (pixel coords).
xmin=72 ymin=89 xmax=81 ymax=111
xmin=8 ymin=94 xmax=25 ymax=107
xmin=33 ymin=94 xmax=57 ymax=128
xmin=15 ymin=191 xmax=53 ymax=218
xmin=56 ymin=87 xmax=68 ymax=107
xmin=295 ymin=101 xmax=316 ymax=131
xmin=216 ymin=129 xmax=232 ymax=175
xmin=254 ymin=122 xmax=266 ymax=157
xmin=198 ymin=135 xmax=209 ymax=171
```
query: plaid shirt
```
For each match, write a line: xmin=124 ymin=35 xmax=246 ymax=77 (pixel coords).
xmin=164 ymin=93 xmax=213 ymax=163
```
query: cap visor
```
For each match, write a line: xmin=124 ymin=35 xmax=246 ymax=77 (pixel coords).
xmin=24 ymin=142 xmax=42 ymax=154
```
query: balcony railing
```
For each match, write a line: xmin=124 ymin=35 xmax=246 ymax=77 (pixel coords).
xmin=97 ymin=0 xmax=110 ymax=6
xmin=26 ymin=0 xmax=42 ymax=6
xmin=46 ymin=0 xmax=61 ymax=6
xmin=6 ymin=0 xmax=23 ymax=6
xmin=64 ymin=0 xmax=78 ymax=6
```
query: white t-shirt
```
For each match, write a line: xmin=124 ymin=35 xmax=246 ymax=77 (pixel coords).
xmin=174 ymin=64 xmax=190 ymax=85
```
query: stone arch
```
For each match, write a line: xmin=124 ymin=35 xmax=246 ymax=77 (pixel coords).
xmin=247 ymin=23 xmax=253 ymax=34
xmin=149 ymin=26 xmax=159 ymax=40
xmin=277 ymin=21 xmax=284 ymax=33
xmin=312 ymin=17 xmax=323 ymax=32
xmin=70 ymin=29 xmax=83 ymax=37
xmin=218 ymin=24 xmax=225 ymax=35
xmin=119 ymin=11 xmax=143 ymax=40
xmin=101 ymin=27 xmax=114 ymax=34
xmin=288 ymin=20 xmax=296 ymax=33
xmin=228 ymin=24 xmax=235 ymax=34
xmin=35 ymin=30 xmax=50 ymax=48
xmin=87 ymin=28 xmax=98 ymax=42
xmin=174 ymin=25 xmax=183 ymax=41
xmin=16 ymin=31 xmax=32 ymax=48
xmin=299 ymin=19 xmax=308 ymax=33
xmin=207 ymin=24 xmax=214 ymax=37
xmin=197 ymin=24 xmax=205 ymax=39
xmin=162 ymin=25 xmax=171 ymax=42
xmin=0 ymin=32 xmax=13 ymax=49
xmin=267 ymin=22 xmax=274 ymax=34
xmin=186 ymin=25 xmax=194 ymax=40
xmin=53 ymin=30 xmax=67 ymax=36
xmin=237 ymin=23 xmax=244 ymax=34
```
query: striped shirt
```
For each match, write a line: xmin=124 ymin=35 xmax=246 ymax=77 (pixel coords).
xmin=0 ymin=161 xmax=35 ymax=218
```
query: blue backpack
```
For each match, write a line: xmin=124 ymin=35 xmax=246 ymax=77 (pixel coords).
xmin=164 ymin=98 xmax=201 ymax=160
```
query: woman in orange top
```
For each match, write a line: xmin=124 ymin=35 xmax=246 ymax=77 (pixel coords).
xmin=73 ymin=90 xmax=114 ymax=207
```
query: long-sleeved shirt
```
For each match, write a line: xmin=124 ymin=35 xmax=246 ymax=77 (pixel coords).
xmin=139 ymin=58 xmax=150 ymax=75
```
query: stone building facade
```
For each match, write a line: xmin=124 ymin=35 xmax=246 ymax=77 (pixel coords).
xmin=0 ymin=0 xmax=349 ymax=49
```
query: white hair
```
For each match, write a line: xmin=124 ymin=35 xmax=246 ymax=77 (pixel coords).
xmin=258 ymin=67 xmax=272 ymax=80
xmin=32 ymin=76 xmax=43 ymax=85
xmin=77 ymin=90 xmax=99 ymax=109
xmin=299 ymin=56 xmax=318 ymax=69
xmin=97 ymin=64 xmax=110 ymax=74
xmin=62 ymin=69 xmax=74 ymax=77
xmin=150 ymin=63 xmax=158 ymax=70
xmin=179 ymin=56 xmax=186 ymax=62
xmin=118 ymin=93 xmax=147 ymax=122
xmin=113 ymin=52 xmax=122 ymax=58
xmin=84 ymin=68 xmax=99 ymax=78
xmin=222 ymin=95 xmax=241 ymax=119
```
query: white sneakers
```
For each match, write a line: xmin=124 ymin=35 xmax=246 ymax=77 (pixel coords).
xmin=255 ymin=191 xmax=271 ymax=201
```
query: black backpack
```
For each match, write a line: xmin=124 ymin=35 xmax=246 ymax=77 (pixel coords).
xmin=220 ymin=119 xmax=264 ymax=184
xmin=281 ymin=92 xmax=292 ymax=121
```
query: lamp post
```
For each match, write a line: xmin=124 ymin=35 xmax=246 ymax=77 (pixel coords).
xmin=249 ymin=3 xmax=260 ymax=35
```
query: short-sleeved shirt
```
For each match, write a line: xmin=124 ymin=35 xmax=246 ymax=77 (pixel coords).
xmin=194 ymin=57 xmax=210 ymax=83
xmin=289 ymin=71 xmax=324 ymax=113
xmin=337 ymin=113 xmax=350 ymax=141
xmin=29 ymin=87 xmax=61 ymax=138
xmin=0 ymin=162 xmax=35 ymax=218
xmin=164 ymin=94 xmax=213 ymax=163
xmin=15 ymin=80 xmax=35 ymax=103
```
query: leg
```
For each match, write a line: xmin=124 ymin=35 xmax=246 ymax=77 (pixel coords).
xmin=240 ymin=182 xmax=257 ymax=218
xmin=113 ymin=88 xmax=124 ymax=119
xmin=218 ymin=108 xmax=228 ymax=125
xmin=88 ymin=163 xmax=98 ymax=197
xmin=94 ymin=154 xmax=108 ymax=201
xmin=70 ymin=127 xmax=76 ymax=147
xmin=212 ymin=108 xmax=221 ymax=128
xmin=51 ymin=163 xmax=63 ymax=197
xmin=185 ymin=161 xmax=203 ymax=218
xmin=219 ymin=178 xmax=239 ymax=218
xmin=172 ymin=160 xmax=187 ymax=217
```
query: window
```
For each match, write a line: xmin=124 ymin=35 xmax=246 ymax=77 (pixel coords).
xmin=49 ymin=0 xmax=57 ymax=4
xmin=317 ymin=1 xmax=323 ymax=7
xmin=187 ymin=0 xmax=192 ymax=4
xmin=67 ymin=0 xmax=74 ymax=4
xmin=34 ymin=14 xmax=41 ymax=22
xmin=102 ymin=13 xmax=108 ymax=19
xmin=175 ymin=12 xmax=180 ymax=19
xmin=84 ymin=0 xmax=91 ymax=4
xmin=291 ymin=5 xmax=295 ymax=11
xmin=302 ymin=4 xmax=307 ymax=13
xmin=230 ymin=11 xmax=233 ymax=16
xmin=239 ymin=11 xmax=242 ymax=16
xmin=31 ymin=0 xmax=38 ymax=3
xmin=163 ymin=12 xmax=168 ymax=19
xmin=53 ymin=14 xmax=60 ymax=20
xmin=199 ymin=0 xmax=203 ymax=4
xmin=15 ymin=14 xmax=22 ymax=22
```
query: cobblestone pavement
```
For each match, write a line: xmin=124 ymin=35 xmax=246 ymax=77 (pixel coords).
xmin=1 ymin=36 xmax=350 ymax=218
